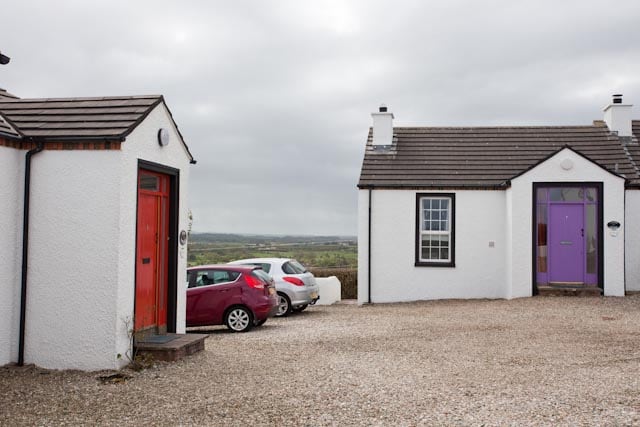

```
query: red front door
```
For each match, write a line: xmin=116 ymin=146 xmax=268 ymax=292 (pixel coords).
xmin=135 ymin=170 xmax=170 ymax=333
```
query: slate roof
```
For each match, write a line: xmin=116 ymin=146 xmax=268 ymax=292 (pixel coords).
xmin=0 ymin=88 xmax=19 ymax=100
xmin=0 ymin=114 xmax=20 ymax=138
xmin=0 ymin=95 xmax=194 ymax=162
xmin=358 ymin=124 xmax=640 ymax=189
xmin=0 ymin=95 xmax=163 ymax=140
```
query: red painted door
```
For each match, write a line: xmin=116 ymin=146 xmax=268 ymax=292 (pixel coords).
xmin=135 ymin=170 xmax=170 ymax=332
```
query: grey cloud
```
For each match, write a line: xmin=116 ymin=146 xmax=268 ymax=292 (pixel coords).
xmin=3 ymin=0 xmax=640 ymax=234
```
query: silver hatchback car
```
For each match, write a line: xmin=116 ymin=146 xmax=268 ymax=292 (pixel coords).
xmin=228 ymin=258 xmax=320 ymax=316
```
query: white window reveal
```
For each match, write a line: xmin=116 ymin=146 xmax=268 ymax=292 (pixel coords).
xmin=416 ymin=193 xmax=455 ymax=267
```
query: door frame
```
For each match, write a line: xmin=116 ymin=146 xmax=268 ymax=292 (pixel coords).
xmin=531 ymin=182 xmax=604 ymax=295
xmin=135 ymin=159 xmax=180 ymax=333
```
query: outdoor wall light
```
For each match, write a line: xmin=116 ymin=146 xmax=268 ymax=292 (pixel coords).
xmin=607 ymin=221 xmax=621 ymax=231
xmin=179 ymin=230 xmax=188 ymax=245
xmin=0 ymin=52 xmax=10 ymax=65
xmin=157 ymin=128 xmax=170 ymax=147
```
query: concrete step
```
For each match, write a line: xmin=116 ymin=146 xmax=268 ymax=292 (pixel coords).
xmin=537 ymin=285 xmax=602 ymax=297
xmin=135 ymin=333 xmax=208 ymax=362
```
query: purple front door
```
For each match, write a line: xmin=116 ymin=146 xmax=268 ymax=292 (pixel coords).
xmin=548 ymin=204 xmax=584 ymax=284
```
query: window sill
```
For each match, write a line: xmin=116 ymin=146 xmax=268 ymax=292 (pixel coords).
xmin=414 ymin=261 xmax=455 ymax=268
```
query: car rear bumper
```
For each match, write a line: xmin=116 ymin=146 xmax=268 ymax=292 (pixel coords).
xmin=288 ymin=284 xmax=320 ymax=307
xmin=253 ymin=297 xmax=279 ymax=320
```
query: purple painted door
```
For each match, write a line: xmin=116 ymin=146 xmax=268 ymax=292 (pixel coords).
xmin=548 ymin=204 xmax=584 ymax=283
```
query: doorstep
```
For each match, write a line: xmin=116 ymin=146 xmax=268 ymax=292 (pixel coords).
xmin=134 ymin=333 xmax=208 ymax=362
xmin=537 ymin=285 xmax=602 ymax=297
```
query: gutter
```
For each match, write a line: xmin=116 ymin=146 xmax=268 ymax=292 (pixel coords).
xmin=18 ymin=140 xmax=44 ymax=366
xmin=367 ymin=189 xmax=372 ymax=304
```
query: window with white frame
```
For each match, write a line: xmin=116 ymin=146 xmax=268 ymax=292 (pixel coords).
xmin=416 ymin=193 xmax=455 ymax=266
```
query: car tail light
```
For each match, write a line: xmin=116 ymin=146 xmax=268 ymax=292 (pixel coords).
xmin=283 ymin=276 xmax=305 ymax=286
xmin=244 ymin=274 xmax=264 ymax=289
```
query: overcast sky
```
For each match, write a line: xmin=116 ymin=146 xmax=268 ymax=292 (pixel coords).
xmin=3 ymin=1 xmax=640 ymax=236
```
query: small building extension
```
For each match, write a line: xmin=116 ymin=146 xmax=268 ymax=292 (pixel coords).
xmin=0 ymin=89 xmax=197 ymax=370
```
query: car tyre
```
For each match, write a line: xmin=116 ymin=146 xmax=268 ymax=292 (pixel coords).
xmin=225 ymin=306 xmax=253 ymax=332
xmin=292 ymin=304 xmax=308 ymax=313
xmin=276 ymin=292 xmax=292 ymax=317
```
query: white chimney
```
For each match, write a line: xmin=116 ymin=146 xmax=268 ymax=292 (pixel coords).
xmin=603 ymin=94 xmax=633 ymax=137
xmin=371 ymin=104 xmax=394 ymax=147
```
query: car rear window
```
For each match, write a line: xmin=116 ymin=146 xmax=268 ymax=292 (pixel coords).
xmin=241 ymin=262 xmax=271 ymax=273
xmin=193 ymin=270 xmax=240 ymax=287
xmin=282 ymin=260 xmax=307 ymax=274
xmin=252 ymin=269 xmax=272 ymax=284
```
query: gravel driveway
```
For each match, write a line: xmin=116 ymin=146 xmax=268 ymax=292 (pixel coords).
xmin=2 ymin=295 xmax=640 ymax=426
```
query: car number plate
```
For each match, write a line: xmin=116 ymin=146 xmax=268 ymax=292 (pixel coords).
xmin=269 ymin=287 xmax=276 ymax=295
xmin=310 ymin=292 xmax=318 ymax=299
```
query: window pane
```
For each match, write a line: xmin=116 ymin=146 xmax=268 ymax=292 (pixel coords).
xmin=537 ymin=188 xmax=547 ymax=202
xmin=549 ymin=187 xmax=582 ymax=202
xmin=585 ymin=188 xmax=597 ymax=202
xmin=140 ymin=174 xmax=158 ymax=191
xmin=419 ymin=196 xmax=452 ymax=263
xmin=586 ymin=205 xmax=597 ymax=274
xmin=537 ymin=204 xmax=547 ymax=273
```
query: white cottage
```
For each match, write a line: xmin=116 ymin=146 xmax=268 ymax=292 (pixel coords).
xmin=0 ymin=89 xmax=196 ymax=370
xmin=357 ymin=96 xmax=640 ymax=304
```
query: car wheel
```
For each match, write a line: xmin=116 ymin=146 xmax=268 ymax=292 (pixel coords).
xmin=276 ymin=293 xmax=292 ymax=317
xmin=225 ymin=306 xmax=253 ymax=332
xmin=293 ymin=304 xmax=308 ymax=313
xmin=254 ymin=319 xmax=267 ymax=327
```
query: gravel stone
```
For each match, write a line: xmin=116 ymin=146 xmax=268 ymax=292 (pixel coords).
xmin=2 ymin=295 xmax=640 ymax=426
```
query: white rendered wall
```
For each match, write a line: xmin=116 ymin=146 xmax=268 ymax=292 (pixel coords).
xmin=358 ymin=189 xmax=507 ymax=304
xmin=509 ymin=148 xmax=626 ymax=297
xmin=0 ymin=145 xmax=24 ymax=365
xmin=315 ymin=276 xmax=341 ymax=305
xmin=116 ymin=103 xmax=192 ymax=364
xmin=24 ymin=150 xmax=123 ymax=370
xmin=625 ymin=190 xmax=640 ymax=292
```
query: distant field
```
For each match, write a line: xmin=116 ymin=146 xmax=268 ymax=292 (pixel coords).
xmin=188 ymin=233 xmax=357 ymax=268
xmin=187 ymin=233 xmax=358 ymax=298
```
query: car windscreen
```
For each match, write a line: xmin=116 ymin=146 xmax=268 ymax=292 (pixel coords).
xmin=282 ymin=260 xmax=307 ymax=274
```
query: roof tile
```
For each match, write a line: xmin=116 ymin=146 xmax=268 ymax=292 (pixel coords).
xmin=359 ymin=125 xmax=640 ymax=188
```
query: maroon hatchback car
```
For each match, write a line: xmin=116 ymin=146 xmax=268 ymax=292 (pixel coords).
xmin=186 ymin=265 xmax=278 ymax=332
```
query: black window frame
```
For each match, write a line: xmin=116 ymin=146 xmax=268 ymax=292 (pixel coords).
xmin=415 ymin=192 xmax=456 ymax=267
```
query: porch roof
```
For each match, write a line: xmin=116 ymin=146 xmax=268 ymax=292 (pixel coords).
xmin=0 ymin=94 xmax=195 ymax=162
xmin=358 ymin=124 xmax=640 ymax=189
xmin=0 ymin=95 xmax=163 ymax=141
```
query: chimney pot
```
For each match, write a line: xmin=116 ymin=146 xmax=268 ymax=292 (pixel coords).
xmin=613 ymin=94 xmax=623 ymax=104
xmin=379 ymin=104 xmax=387 ymax=113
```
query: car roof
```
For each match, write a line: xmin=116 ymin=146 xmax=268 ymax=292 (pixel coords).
xmin=228 ymin=258 xmax=292 ymax=264
xmin=187 ymin=264 xmax=259 ymax=271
